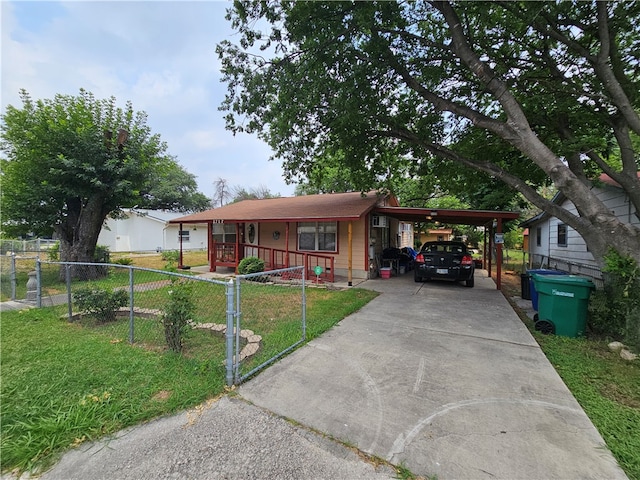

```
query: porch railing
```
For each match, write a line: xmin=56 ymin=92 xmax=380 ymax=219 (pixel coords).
xmin=212 ymin=242 xmax=335 ymax=282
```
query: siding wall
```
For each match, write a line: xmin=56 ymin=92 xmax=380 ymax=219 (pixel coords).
xmin=528 ymin=184 xmax=639 ymax=267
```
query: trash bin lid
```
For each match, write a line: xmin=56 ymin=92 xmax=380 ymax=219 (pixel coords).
xmin=527 ymin=269 xmax=568 ymax=275
xmin=531 ymin=274 xmax=595 ymax=287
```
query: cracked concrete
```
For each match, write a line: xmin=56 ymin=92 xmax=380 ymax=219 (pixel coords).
xmin=239 ymin=271 xmax=628 ymax=479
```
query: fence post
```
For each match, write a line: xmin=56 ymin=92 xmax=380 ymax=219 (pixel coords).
xmin=10 ymin=253 xmax=16 ymax=300
xmin=225 ymin=278 xmax=235 ymax=387
xmin=66 ymin=264 xmax=73 ymax=321
xmin=235 ymin=277 xmax=242 ymax=384
xmin=129 ymin=267 xmax=135 ymax=344
xmin=36 ymin=258 xmax=42 ymax=308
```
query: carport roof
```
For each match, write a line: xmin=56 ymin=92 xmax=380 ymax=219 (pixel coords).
xmin=374 ymin=206 xmax=520 ymax=226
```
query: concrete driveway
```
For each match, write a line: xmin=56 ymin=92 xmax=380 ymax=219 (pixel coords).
xmin=239 ymin=272 xmax=627 ymax=479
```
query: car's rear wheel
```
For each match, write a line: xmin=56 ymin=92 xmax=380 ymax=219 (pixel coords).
xmin=414 ymin=273 xmax=422 ymax=282
xmin=465 ymin=276 xmax=475 ymax=287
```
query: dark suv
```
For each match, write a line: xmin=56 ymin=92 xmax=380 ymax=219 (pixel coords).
xmin=414 ymin=241 xmax=475 ymax=287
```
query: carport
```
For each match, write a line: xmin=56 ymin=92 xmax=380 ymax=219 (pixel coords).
xmin=374 ymin=207 xmax=520 ymax=290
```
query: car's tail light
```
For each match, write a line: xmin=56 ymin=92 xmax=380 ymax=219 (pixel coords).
xmin=416 ymin=253 xmax=425 ymax=263
xmin=461 ymin=255 xmax=473 ymax=265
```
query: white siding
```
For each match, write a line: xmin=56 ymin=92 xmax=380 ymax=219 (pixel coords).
xmin=527 ymin=183 xmax=639 ymax=267
xmin=98 ymin=210 xmax=207 ymax=252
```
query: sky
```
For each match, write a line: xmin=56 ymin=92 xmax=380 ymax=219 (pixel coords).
xmin=1 ymin=0 xmax=297 ymax=199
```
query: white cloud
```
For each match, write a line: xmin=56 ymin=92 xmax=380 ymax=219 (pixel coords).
xmin=1 ymin=0 xmax=296 ymax=198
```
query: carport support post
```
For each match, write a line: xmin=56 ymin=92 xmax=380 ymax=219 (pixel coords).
xmin=347 ymin=221 xmax=353 ymax=286
xmin=496 ymin=217 xmax=503 ymax=290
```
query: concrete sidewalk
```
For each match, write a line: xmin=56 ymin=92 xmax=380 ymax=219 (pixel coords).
xmin=31 ymin=271 xmax=627 ymax=479
xmin=239 ymin=272 xmax=627 ymax=479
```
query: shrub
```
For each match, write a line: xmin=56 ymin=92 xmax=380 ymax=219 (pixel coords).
xmin=238 ymin=256 xmax=265 ymax=275
xmin=48 ymin=242 xmax=60 ymax=261
xmin=589 ymin=249 xmax=640 ymax=350
xmin=162 ymin=280 xmax=195 ymax=353
xmin=161 ymin=250 xmax=180 ymax=263
xmin=74 ymin=287 xmax=128 ymax=323
xmin=113 ymin=257 xmax=133 ymax=266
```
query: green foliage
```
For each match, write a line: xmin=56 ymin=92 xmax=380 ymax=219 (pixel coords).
xmin=1 ymin=89 xmax=208 ymax=263
xmin=238 ymin=256 xmax=265 ymax=275
xmin=94 ymin=245 xmax=111 ymax=263
xmin=589 ymin=249 xmax=640 ymax=349
xmin=218 ymin=1 xmax=640 ymax=264
xmin=138 ymin=158 xmax=212 ymax=212
xmin=160 ymin=250 xmax=180 ymax=271
xmin=162 ymin=280 xmax=196 ymax=353
xmin=47 ymin=241 xmax=60 ymax=261
xmin=74 ymin=287 xmax=128 ymax=323
xmin=113 ymin=257 xmax=133 ymax=266
xmin=161 ymin=250 xmax=180 ymax=263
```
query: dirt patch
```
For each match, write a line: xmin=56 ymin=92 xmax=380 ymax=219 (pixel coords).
xmin=152 ymin=390 xmax=172 ymax=402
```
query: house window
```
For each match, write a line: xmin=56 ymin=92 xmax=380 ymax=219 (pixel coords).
xmin=557 ymin=223 xmax=567 ymax=247
xmin=212 ymin=223 xmax=237 ymax=244
xmin=178 ymin=230 xmax=190 ymax=243
xmin=536 ymin=227 xmax=542 ymax=247
xmin=297 ymin=222 xmax=337 ymax=252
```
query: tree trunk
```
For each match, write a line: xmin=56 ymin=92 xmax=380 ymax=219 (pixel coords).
xmin=55 ymin=195 xmax=109 ymax=281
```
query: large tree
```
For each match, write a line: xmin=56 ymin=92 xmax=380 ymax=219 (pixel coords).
xmin=217 ymin=1 xmax=640 ymax=266
xmin=1 ymin=89 xmax=202 ymax=267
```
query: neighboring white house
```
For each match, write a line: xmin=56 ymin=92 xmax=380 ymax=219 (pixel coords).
xmin=98 ymin=209 xmax=208 ymax=253
xmin=522 ymin=174 xmax=640 ymax=269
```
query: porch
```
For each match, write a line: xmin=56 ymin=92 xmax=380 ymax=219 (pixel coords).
xmin=206 ymin=242 xmax=335 ymax=283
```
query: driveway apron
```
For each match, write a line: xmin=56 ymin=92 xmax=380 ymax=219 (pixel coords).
xmin=239 ymin=273 xmax=627 ymax=479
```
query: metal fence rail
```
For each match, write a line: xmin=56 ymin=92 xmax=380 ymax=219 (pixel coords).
xmin=13 ymin=259 xmax=306 ymax=386
xmin=529 ymin=254 xmax=604 ymax=288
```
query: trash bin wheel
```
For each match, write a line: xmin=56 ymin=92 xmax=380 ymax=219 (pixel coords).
xmin=535 ymin=319 xmax=555 ymax=335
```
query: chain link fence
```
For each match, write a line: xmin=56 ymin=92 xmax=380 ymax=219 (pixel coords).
xmin=11 ymin=259 xmax=307 ymax=386
xmin=235 ymin=267 xmax=306 ymax=383
xmin=0 ymin=239 xmax=57 ymax=255
xmin=0 ymin=254 xmax=41 ymax=302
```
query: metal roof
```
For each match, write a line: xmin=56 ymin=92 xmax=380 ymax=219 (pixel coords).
xmin=374 ymin=206 xmax=520 ymax=226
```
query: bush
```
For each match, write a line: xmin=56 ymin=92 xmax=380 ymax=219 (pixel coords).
xmin=161 ymin=250 xmax=180 ymax=263
xmin=237 ymin=256 xmax=265 ymax=275
xmin=589 ymin=249 xmax=640 ymax=350
xmin=162 ymin=280 xmax=195 ymax=353
xmin=113 ymin=257 xmax=133 ymax=266
xmin=48 ymin=242 xmax=60 ymax=261
xmin=74 ymin=287 xmax=128 ymax=323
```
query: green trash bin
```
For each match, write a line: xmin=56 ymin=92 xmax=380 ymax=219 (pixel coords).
xmin=531 ymin=274 xmax=595 ymax=337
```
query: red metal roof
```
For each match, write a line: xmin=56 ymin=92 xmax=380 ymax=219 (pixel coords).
xmin=171 ymin=191 xmax=391 ymax=223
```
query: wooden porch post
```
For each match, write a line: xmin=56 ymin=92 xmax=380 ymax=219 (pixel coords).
xmin=178 ymin=222 xmax=184 ymax=269
xmin=285 ymin=222 xmax=290 ymax=268
xmin=208 ymin=222 xmax=214 ymax=272
xmin=348 ymin=221 xmax=353 ymax=286
xmin=235 ymin=223 xmax=240 ymax=273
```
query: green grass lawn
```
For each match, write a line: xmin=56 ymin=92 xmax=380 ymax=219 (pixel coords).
xmin=0 ymin=286 xmax=377 ymax=476
xmin=532 ymin=333 xmax=640 ymax=479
